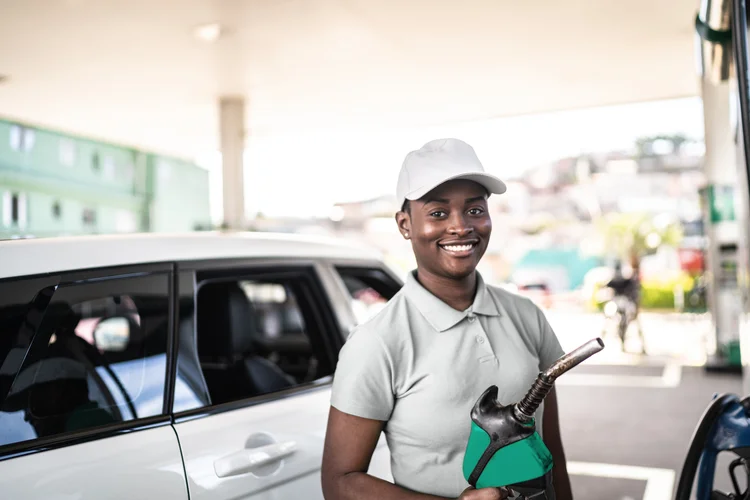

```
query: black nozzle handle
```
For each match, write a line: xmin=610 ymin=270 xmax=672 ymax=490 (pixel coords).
xmin=514 ymin=338 xmax=604 ymax=423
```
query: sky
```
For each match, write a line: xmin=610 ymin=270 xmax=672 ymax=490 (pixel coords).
xmin=199 ymin=97 xmax=706 ymax=223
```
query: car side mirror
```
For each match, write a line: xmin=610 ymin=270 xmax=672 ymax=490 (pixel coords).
xmin=93 ymin=316 xmax=131 ymax=352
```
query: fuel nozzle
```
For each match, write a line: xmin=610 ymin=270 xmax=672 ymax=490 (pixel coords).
xmin=513 ymin=338 xmax=605 ymax=423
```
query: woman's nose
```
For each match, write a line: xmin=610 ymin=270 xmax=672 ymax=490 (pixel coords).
xmin=447 ymin=214 xmax=474 ymax=236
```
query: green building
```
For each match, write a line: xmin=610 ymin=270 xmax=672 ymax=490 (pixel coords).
xmin=0 ymin=118 xmax=210 ymax=239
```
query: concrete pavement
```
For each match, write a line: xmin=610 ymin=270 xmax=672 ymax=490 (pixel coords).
xmin=546 ymin=309 xmax=714 ymax=366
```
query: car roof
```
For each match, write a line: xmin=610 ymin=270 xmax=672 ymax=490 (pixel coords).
xmin=0 ymin=232 xmax=384 ymax=280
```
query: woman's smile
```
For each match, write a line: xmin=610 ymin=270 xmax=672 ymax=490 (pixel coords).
xmin=438 ymin=239 xmax=479 ymax=257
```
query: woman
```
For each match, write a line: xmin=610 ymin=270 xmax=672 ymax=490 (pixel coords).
xmin=322 ymin=138 xmax=573 ymax=500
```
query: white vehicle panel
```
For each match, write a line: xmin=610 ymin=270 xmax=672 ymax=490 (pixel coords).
xmin=0 ymin=232 xmax=382 ymax=279
xmin=0 ymin=426 xmax=187 ymax=500
xmin=175 ymin=387 xmax=332 ymax=500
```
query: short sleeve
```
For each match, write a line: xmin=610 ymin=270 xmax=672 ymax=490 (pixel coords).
xmin=330 ymin=327 xmax=395 ymax=421
xmin=535 ymin=307 xmax=565 ymax=372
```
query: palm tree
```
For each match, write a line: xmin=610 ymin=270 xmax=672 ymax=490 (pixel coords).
xmin=597 ymin=212 xmax=684 ymax=272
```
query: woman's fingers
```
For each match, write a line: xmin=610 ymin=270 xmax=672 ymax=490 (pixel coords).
xmin=458 ymin=486 xmax=510 ymax=499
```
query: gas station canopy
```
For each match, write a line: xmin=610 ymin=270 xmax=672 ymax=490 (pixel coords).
xmin=0 ymin=0 xmax=698 ymax=158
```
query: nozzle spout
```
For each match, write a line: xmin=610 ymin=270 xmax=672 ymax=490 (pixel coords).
xmin=514 ymin=338 xmax=604 ymax=423
xmin=543 ymin=338 xmax=605 ymax=381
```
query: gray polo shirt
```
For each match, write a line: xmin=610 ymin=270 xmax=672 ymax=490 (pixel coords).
xmin=331 ymin=271 xmax=565 ymax=497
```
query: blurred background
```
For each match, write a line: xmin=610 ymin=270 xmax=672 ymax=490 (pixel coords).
xmin=2 ymin=1 xmax=749 ymax=498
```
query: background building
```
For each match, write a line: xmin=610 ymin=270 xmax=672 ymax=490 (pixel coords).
xmin=0 ymin=118 xmax=210 ymax=239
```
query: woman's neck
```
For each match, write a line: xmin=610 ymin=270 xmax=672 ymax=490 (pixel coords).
xmin=415 ymin=268 xmax=477 ymax=312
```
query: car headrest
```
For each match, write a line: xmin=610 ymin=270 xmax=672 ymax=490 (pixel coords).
xmin=281 ymin=304 xmax=306 ymax=334
xmin=197 ymin=281 xmax=258 ymax=360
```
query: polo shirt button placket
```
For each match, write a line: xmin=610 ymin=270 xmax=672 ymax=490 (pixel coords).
xmin=468 ymin=312 xmax=486 ymax=346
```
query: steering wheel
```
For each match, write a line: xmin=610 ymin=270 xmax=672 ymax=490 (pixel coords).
xmin=675 ymin=393 xmax=750 ymax=500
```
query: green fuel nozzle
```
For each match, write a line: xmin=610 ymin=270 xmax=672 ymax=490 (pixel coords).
xmin=462 ymin=337 xmax=605 ymax=498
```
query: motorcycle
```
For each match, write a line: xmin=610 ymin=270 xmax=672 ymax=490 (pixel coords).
xmin=597 ymin=287 xmax=637 ymax=346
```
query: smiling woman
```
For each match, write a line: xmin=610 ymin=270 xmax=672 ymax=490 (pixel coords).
xmin=397 ymin=180 xmax=491 ymax=301
xmin=322 ymin=139 xmax=573 ymax=500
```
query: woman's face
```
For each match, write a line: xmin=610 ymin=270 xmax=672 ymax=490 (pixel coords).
xmin=396 ymin=179 xmax=491 ymax=280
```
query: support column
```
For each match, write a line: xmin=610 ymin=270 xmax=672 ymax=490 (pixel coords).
xmin=701 ymin=78 xmax=743 ymax=371
xmin=695 ymin=0 xmax=743 ymax=371
xmin=220 ymin=96 xmax=246 ymax=230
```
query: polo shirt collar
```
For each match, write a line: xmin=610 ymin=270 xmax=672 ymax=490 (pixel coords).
xmin=403 ymin=270 xmax=500 ymax=332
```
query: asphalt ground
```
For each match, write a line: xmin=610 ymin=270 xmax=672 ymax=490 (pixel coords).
xmin=548 ymin=310 xmax=745 ymax=500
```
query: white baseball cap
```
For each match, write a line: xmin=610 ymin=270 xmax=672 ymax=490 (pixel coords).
xmin=396 ymin=138 xmax=507 ymax=207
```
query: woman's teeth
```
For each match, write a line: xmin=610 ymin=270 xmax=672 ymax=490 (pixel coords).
xmin=442 ymin=244 xmax=474 ymax=252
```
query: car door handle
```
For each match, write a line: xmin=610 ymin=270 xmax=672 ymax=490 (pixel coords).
xmin=214 ymin=441 xmax=297 ymax=478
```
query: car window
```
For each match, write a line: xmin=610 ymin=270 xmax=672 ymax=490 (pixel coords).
xmin=0 ymin=273 xmax=170 ymax=448
xmin=340 ymin=275 xmax=389 ymax=324
xmin=193 ymin=268 xmax=337 ymax=407
xmin=335 ymin=266 xmax=401 ymax=325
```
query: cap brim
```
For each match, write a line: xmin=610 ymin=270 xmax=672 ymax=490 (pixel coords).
xmin=405 ymin=172 xmax=507 ymax=201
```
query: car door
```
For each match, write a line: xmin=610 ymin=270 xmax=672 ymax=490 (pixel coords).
xmin=0 ymin=265 xmax=188 ymax=500
xmin=172 ymin=261 xmax=345 ymax=500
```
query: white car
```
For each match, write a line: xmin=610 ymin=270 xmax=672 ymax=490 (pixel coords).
xmin=0 ymin=232 xmax=400 ymax=499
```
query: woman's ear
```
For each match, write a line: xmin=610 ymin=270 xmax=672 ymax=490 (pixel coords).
xmin=395 ymin=211 xmax=412 ymax=240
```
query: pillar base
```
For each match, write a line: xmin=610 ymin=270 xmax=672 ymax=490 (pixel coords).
xmin=704 ymin=354 xmax=743 ymax=375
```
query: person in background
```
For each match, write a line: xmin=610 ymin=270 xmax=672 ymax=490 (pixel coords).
xmin=605 ymin=261 xmax=644 ymax=352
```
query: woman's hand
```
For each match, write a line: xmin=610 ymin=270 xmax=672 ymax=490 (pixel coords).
xmin=456 ymin=486 xmax=510 ymax=499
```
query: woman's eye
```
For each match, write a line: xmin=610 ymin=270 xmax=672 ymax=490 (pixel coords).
xmin=430 ymin=210 xmax=447 ymax=218
xmin=468 ymin=208 xmax=485 ymax=216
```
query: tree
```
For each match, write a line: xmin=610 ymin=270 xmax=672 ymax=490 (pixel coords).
xmin=596 ymin=212 xmax=683 ymax=271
